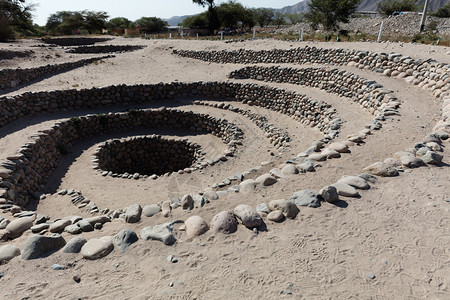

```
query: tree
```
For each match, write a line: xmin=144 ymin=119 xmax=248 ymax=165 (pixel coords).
xmin=135 ymin=17 xmax=167 ymax=33
xmin=46 ymin=10 xmax=108 ymax=35
xmin=305 ymin=0 xmax=361 ymax=31
xmin=216 ymin=1 xmax=255 ymax=30
xmin=432 ymin=3 xmax=450 ymax=18
xmin=107 ymin=17 xmax=134 ymax=29
xmin=180 ymin=13 xmax=208 ymax=27
xmin=272 ymin=11 xmax=287 ymax=26
xmin=377 ymin=0 xmax=418 ymax=17
xmin=285 ymin=13 xmax=303 ymax=25
xmin=83 ymin=10 xmax=109 ymax=33
xmin=192 ymin=0 xmax=219 ymax=33
xmin=0 ymin=0 xmax=35 ymax=41
xmin=254 ymin=8 xmax=274 ymax=28
xmin=46 ymin=11 xmax=85 ymax=35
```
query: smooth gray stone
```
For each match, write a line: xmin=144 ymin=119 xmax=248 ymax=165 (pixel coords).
xmin=256 ymin=203 xmax=270 ymax=214
xmin=64 ymin=224 xmax=82 ymax=234
xmin=125 ymin=204 xmax=142 ymax=223
xmin=422 ymin=151 xmax=443 ymax=165
xmin=113 ymin=229 xmax=138 ymax=253
xmin=297 ymin=159 xmax=315 ymax=172
xmin=0 ymin=244 xmax=20 ymax=262
xmin=22 ymin=234 xmax=66 ymax=260
xmin=63 ymin=236 xmax=87 ymax=253
xmin=288 ymin=190 xmax=321 ymax=208
xmin=142 ymin=204 xmax=161 ymax=217
xmin=321 ymin=186 xmax=339 ymax=203
xmin=194 ymin=195 xmax=209 ymax=208
xmin=170 ymin=197 xmax=181 ymax=209
xmin=268 ymin=199 xmax=299 ymax=219
xmin=81 ymin=236 xmax=114 ymax=260
xmin=234 ymin=205 xmax=262 ymax=228
xmin=51 ymin=264 xmax=65 ymax=270
xmin=140 ymin=222 xmax=176 ymax=245
xmin=77 ymin=220 xmax=94 ymax=232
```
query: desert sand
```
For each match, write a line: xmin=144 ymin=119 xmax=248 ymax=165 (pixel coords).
xmin=0 ymin=36 xmax=449 ymax=299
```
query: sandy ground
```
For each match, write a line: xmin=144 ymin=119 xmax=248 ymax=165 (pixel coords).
xmin=0 ymin=37 xmax=449 ymax=299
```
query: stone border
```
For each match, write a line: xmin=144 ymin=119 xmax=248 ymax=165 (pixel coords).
xmin=41 ymin=37 xmax=112 ymax=46
xmin=193 ymin=100 xmax=291 ymax=150
xmin=0 ymin=82 xmax=339 ymax=134
xmin=229 ymin=66 xmax=398 ymax=116
xmin=0 ymin=55 xmax=114 ymax=92
xmin=0 ymin=50 xmax=32 ymax=61
xmin=173 ymin=46 xmax=449 ymax=101
xmin=67 ymin=45 xmax=145 ymax=54
xmin=94 ymin=135 xmax=203 ymax=179
xmin=0 ymin=107 xmax=243 ymax=207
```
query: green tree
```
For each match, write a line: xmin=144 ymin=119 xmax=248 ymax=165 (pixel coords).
xmin=0 ymin=0 xmax=35 ymax=41
xmin=305 ymin=0 xmax=361 ymax=31
xmin=180 ymin=13 xmax=208 ymax=27
xmin=254 ymin=8 xmax=274 ymax=28
xmin=377 ymin=0 xmax=419 ymax=17
xmin=83 ymin=10 xmax=109 ymax=33
xmin=192 ymin=0 xmax=220 ymax=33
xmin=46 ymin=10 xmax=109 ymax=35
xmin=135 ymin=17 xmax=167 ymax=33
xmin=216 ymin=1 xmax=255 ymax=30
xmin=107 ymin=17 xmax=134 ymax=29
xmin=431 ymin=2 xmax=450 ymax=18
xmin=272 ymin=11 xmax=286 ymax=26
xmin=285 ymin=13 xmax=303 ymax=25
xmin=46 ymin=11 xmax=85 ymax=35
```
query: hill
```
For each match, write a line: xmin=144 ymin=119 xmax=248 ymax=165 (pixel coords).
xmin=278 ymin=0 xmax=448 ymax=14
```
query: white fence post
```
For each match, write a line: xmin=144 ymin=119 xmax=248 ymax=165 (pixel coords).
xmin=253 ymin=29 xmax=256 ymax=39
xmin=377 ymin=21 xmax=384 ymax=43
xmin=300 ymin=28 xmax=304 ymax=41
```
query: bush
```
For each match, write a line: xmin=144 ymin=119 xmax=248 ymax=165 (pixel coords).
xmin=377 ymin=0 xmax=419 ymax=17
xmin=305 ymin=0 xmax=361 ymax=31
xmin=432 ymin=3 xmax=450 ymax=18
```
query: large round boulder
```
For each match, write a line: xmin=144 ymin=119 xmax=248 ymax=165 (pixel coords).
xmin=211 ymin=211 xmax=238 ymax=234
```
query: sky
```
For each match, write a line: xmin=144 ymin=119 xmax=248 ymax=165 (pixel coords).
xmin=32 ymin=0 xmax=303 ymax=26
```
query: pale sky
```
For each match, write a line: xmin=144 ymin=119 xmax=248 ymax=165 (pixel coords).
xmin=32 ymin=0 xmax=303 ymax=25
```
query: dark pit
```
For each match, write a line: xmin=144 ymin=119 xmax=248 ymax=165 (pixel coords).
xmin=95 ymin=135 xmax=203 ymax=177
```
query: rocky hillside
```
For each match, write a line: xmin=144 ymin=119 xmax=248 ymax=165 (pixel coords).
xmin=278 ymin=0 xmax=448 ymax=14
xmin=275 ymin=13 xmax=450 ymax=36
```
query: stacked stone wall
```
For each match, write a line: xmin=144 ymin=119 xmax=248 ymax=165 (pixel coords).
xmin=95 ymin=136 xmax=203 ymax=176
xmin=174 ymin=46 xmax=449 ymax=99
xmin=41 ymin=37 xmax=112 ymax=46
xmin=0 ymin=108 xmax=242 ymax=207
xmin=67 ymin=45 xmax=145 ymax=54
xmin=229 ymin=66 xmax=396 ymax=115
xmin=0 ymin=55 xmax=114 ymax=91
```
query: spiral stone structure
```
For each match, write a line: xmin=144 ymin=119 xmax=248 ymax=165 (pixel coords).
xmin=0 ymin=36 xmax=448 ymax=298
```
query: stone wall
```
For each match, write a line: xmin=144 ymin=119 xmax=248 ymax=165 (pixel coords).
xmin=173 ymin=46 xmax=449 ymax=100
xmin=0 ymin=55 xmax=114 ymax=91
xmin=95 ymin=135 xmax=203 ymax=177
xmin=0 ymin=50 xmax=32 ymax=61
xmin=0 ymin=82 xmax=338 ymax=133
xmin=67 ymin=45 xmax=145 ymax=54
xmin=0 ymin=108 xmax=243 ymax=207
xmin=229 ymin=66 xmax=396 ymax=115
xmin=41 ymin=37 xmax=112 ymax=46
